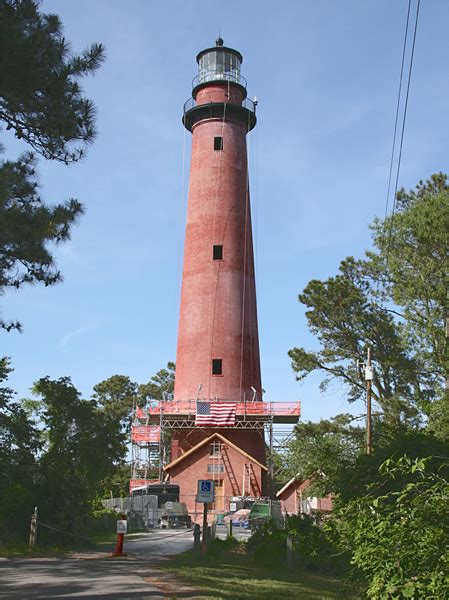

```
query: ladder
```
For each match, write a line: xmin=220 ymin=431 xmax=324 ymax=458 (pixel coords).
xmin=243 ymin=464 xmax=251 ymax=496
xmin=221 ymin=446 xmax=240 ymax=495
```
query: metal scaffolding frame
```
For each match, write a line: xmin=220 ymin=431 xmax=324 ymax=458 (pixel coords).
xmin=130 ymin=404 xmax=162 ymax=485
xmin=130 ymin=399 xmax=300 ymax=492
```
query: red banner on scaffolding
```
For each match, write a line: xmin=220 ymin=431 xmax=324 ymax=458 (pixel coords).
xmin=136 ymin=407 xmax=146 ymax=419
xmin=131 ymin=425 xmax=161 ymax=443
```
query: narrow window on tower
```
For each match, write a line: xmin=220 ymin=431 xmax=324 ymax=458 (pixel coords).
xmin=212 ymin=359 xmax=222 ymax=375
xmin=213 ymin=245 xmax=223 ymax=260
xmin=214 ymin=136 xmax=223 ymax=151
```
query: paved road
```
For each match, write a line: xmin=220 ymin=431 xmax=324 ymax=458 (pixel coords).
xmin=0 ymin=528 xmax=253 ymax=598
xmin=123 ymin=528 xmax=194 ymax=559
xmin=0 ymin=530 xmax=194 ymax=599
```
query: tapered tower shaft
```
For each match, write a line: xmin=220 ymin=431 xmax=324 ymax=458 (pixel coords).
xmin=174 ymin=39 xmax=261 ymax=405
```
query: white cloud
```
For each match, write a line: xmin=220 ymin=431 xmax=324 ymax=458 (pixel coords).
xmin=59 ymin=323 xmax=102 ymax=349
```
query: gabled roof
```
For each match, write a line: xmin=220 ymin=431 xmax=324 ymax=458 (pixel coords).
xmin=276 ymin=477 xmax=297 ymax=498
xmin=276 ymin=476 xmax=310 ymax=498
xmin=164 ymin=432 xmax=268 ymax=472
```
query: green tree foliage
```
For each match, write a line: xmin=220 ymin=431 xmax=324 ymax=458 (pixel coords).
xmin=335 ymin=430 xmax=448 ymax=505
xmin=0 ymin=153 xmax=84 ymax=330
xmin=0 ymin=0 xmax=104 ymax=162
xmin=371 ymin=173 xmax=448 ymax=380
xmin=139 ymin=361 xmax=176 ymax=402
xmin=0 ymin=0 xmax=105 ymax=330
xmin=0 ymin=357 xmax=41 ymax=539
xmin=279 ymin=176 xmax=448 ymax=598
xmin=283 ymin=414 xmax=365 ymax=496
xmin=99 ymin=463 xmax=132 ymax=500
xmin=289 ymin=174 xmax=448 ymax=429
xmin=32 ymin=376 xmax=125 ymax=528
xmin=93 ymin=364 xmax=176 ymax=495
xmin=338 ymin=456 xmax=449 ymax=599
xmin=93 ymin=375 xmax=138 ymax=433
xmin=247 ymin=515 xmax=345 ymax=574
xmin=92 ymin=363 xmax=176 ymax=430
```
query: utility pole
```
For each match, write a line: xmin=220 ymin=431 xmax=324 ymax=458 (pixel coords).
xmin=445 ymin=283 xmax=448 ymax=394
xmin=365 ymin=347 xmax=373 ymax=455
xmin=269 ymin=414 xmax=273 ymax=497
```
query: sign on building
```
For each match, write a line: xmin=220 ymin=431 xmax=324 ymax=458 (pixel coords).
xmin=197 ymin=479 xmax=215 ymax=503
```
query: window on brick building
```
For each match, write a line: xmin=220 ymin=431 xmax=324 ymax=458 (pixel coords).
xmin=214 ymin=136 xmax=223 ymax=150
xmin=213 ymin=245 xmax=223 ymax=260
xmin=212 ymin=359 xmax=222 ymax=375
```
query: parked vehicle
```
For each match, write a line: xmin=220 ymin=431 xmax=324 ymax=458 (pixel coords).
xmin=160 ymin=513 xmax=192 ymax=528
xmin=159 ymin=501 xmax=192 ymax=529
xmin=131 ymin=483 xmax=180 ymax=508
xmin=248 ymin=500 xmax=283 ymax=531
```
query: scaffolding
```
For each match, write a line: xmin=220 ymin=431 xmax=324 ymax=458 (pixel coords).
xmin=130 ymin=406 xmax=162 ymax=492
xmin=130 ymin=398 xmax=300 ymax=492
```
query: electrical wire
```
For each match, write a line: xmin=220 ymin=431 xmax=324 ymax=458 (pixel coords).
xmin=384 ymin=0 xmax=412 ymax=222
xmin=385 ymin=0 xmax=421 ymax=268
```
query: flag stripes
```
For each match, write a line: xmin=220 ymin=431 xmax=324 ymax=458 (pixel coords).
xmin=195 ymin=401 xmax=236 ymax=426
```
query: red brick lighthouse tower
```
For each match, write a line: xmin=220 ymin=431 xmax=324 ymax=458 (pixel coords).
xmin=157 ymin=39 xmax=300 ymax=513
xmin=174 ymin=37 xmax=260 ymax=408
xmin=130 ymin=46 xmax=300 ymax=501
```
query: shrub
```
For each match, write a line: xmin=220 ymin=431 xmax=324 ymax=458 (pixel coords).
xmin=337 ymin=456 xmax=449 ymax=599
xmin=247 ymin=514 xmax=346 ymax=573
xmin=247 ymin=518 xmax=287 ymax=568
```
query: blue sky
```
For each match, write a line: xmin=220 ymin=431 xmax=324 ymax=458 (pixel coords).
xmin=3 ymin=0 xmax=448 ymax=423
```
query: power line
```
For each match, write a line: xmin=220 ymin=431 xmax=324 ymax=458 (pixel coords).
xmin=385 ymin=0 xmax=421 ymax=268
xmin=384 ymin=0 xmax=412 ymax=222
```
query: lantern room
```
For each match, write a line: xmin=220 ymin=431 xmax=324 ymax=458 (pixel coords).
xmin=194 ymin=37 xmax=245 ymax=91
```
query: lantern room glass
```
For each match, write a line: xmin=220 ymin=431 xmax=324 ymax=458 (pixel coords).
xmin=198 ymin=50 xmax=241 ymax=85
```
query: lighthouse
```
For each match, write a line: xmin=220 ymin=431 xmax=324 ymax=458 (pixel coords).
xmin=174 ymin=37 xmax=260 ymax=406
xmin=171 ymin=38 xmax=265 ymax=464
xmin=130 ymin=39 xmax=300 ymax=514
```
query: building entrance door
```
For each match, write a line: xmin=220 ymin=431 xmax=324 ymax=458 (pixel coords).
xmin=214 ymin=480 xmax=224 ymax=511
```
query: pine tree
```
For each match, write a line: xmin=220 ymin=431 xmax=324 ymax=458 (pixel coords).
xmin=0 ymin=0 xmax=105 ymax=330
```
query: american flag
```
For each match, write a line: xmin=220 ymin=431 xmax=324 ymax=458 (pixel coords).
xmin=195 ymin=401 xmax=236 ymax=426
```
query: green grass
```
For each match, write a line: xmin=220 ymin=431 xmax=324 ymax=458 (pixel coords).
xmin=160 ymin=540 xmax=361 ymax=599
xmin=90 ymin=531 xmax=121 ymax=544
xmin=0 ymin=542 xmax=67 ymax=557
xmin=0 ymin=527 xmax=150 ymax=557
xmin=93 ymin=528 xmax=150 ymax=546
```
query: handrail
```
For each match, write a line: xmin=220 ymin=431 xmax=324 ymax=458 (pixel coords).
xmin=192 ymin=70 xmax=247 ymax=90
xmin=137 ymin=400 xmax=300 ymax=418
xmin=183 ymin=95 xmax=256 ymax=115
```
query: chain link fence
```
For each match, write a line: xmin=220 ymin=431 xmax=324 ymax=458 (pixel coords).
xmin=103 ymin=495 xmax=159 ymax=528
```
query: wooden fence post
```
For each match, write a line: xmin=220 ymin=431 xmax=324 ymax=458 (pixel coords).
xmin=286 ymin=534 xmax=294 ymax=570
xmin=227 ymin=519 xmax=233 ymax=539
xmin=29 ymin=507 xmax=38 ymax=549
xmin=193 ymin=523 xmax=201 ymax=559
